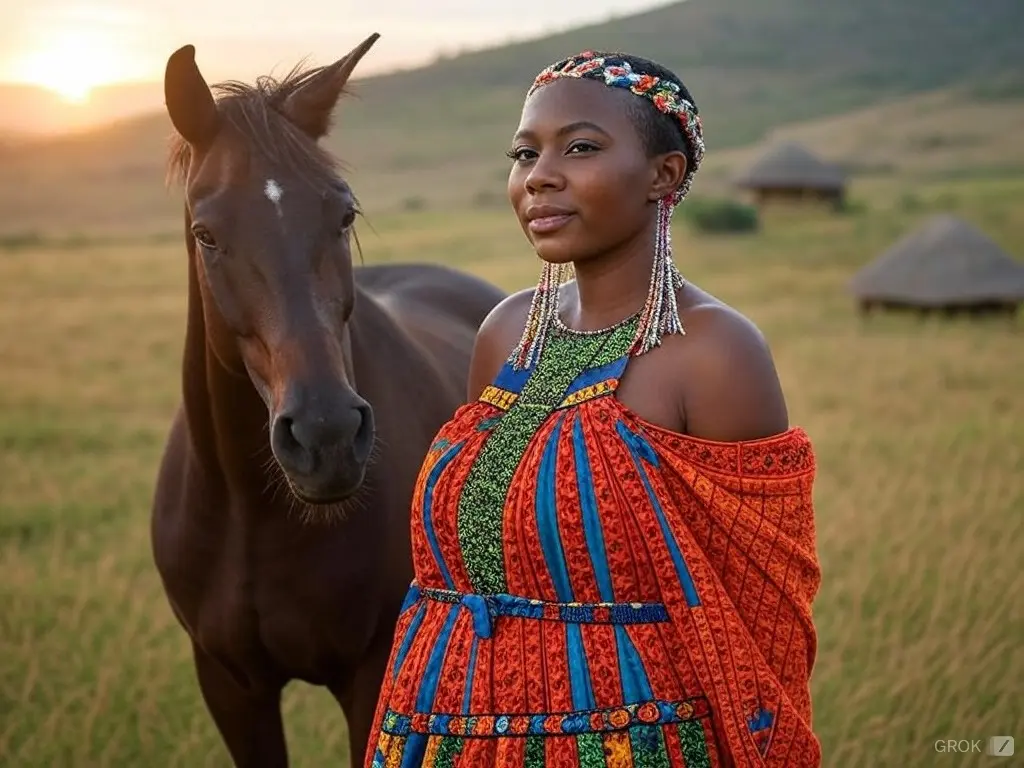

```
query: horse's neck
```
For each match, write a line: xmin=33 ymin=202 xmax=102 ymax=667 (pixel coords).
xmin=346 ymin=285 xmax=383 ymax=377
xmin=181 ymin=251 xmax=268 ymax=493
xmin=345 ymin=284 xmax=415 ymax=400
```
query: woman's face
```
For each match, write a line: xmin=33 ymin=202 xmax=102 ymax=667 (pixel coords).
xmin=507 ymin=77 xmax=675 ymax=266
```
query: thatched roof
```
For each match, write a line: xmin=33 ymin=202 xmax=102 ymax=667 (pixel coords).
xmin=848 ymin=214 xmax=1024 ymax=306
xmin=734 ymin=142 xmax=846 ymax=191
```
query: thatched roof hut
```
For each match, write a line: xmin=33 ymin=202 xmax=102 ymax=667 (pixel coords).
xmin=848 ymin=214 xmax=1024 ymax=315
xmin=734 ymin=142 xmax=847 ymax=204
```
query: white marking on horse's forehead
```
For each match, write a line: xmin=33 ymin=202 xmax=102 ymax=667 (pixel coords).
xmin=264 ymin=179 xmax=283 ymax=203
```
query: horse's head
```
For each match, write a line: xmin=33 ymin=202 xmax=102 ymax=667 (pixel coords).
xmin=164 ymin=34 xmax=379 ymax=505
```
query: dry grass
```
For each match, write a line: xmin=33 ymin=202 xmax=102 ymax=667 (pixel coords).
xmin=1 ymin=173 xmax=1023 ymax=767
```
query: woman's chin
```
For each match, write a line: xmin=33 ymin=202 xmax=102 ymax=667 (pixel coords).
xmin=531 ymin=238 xmax=578 ymax=266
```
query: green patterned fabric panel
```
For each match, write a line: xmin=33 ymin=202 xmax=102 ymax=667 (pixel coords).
xmin=456 ymin=320 xmax=637 ymax=594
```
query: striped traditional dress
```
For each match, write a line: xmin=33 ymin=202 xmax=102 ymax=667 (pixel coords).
xmin=365 ymin=317 xmax=821 ymax=767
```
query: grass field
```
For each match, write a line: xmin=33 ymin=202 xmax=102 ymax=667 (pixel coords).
xmin=1 ymin=169 xmax=1022 ymax=767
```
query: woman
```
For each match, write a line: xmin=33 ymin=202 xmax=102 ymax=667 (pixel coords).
xmin=365 ymin=50 xmax=822 ymax=767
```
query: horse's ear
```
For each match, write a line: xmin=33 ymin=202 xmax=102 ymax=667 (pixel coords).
xmin=164 ymin=44 xmax=219 ymax=147
xmin=282 ymin=33 xmax=380 ymax=140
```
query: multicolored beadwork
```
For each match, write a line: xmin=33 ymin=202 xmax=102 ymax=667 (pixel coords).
xmin=379 ymin=696 xmax=711 ymax=738
xmin=510 ymin=51 xmax=701 ymax=371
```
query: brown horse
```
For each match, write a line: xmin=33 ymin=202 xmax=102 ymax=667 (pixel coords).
xmin=152 ymin=33 xmax=505 ymax=766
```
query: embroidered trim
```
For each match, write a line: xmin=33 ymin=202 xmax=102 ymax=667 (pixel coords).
xmin=557 ymin=378 xmax=616 ymax=408
xmin=380 ymin=696 xmax=711 ymax=737
xmin=478 ymin=384 xmax=517 ymax=411
xmin=480 ymin=377 xmax=620 ymax=413
xmin=644 ymin=428 xmax=816 ymax=477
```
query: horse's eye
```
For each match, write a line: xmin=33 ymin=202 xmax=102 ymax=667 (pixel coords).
xmin=339 ymin=208 xmax=357 ymax=234
xmin=192 ymin=225 xmax=217 ymax=250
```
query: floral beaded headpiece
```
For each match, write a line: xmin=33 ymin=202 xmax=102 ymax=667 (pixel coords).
xmin=526 ymin=50 xmax=705 ymax=204
xmin=509 ymin=51 xmax=704 ymax=371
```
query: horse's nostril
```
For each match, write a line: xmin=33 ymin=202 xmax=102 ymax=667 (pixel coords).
xmin=351 ymin=403 xmax=374 ymax=463
xmin=271 ymin=414 xmax=309 ymax=466
xmin=283 ymin=413 xmax=317 ymax=450
xmin=282 ymin=417 xmax=295 ymax=437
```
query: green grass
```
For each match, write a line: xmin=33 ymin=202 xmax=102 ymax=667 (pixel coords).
xmin=1 ymin=172 xmax=1022 ymax=766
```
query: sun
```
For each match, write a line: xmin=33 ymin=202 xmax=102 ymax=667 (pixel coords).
xmin=9 ymin=28 xmax=131 ymax=104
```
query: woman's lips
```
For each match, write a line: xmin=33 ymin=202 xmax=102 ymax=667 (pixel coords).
xmin=527 ymin=213 xmax=575 ymax=234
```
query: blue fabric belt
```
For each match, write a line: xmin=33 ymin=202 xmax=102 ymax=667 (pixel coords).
xmin=403 ymin=583 xmax=669 ymax=639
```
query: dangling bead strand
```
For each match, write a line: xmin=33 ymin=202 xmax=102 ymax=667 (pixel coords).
xmin=510 ymin=260 xmax=570 ymax=370
xmin=628 ymin=195 xmax=686 ymax=357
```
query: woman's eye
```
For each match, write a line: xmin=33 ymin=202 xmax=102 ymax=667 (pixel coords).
xmin=506 ymin=147 xmax=536 ymax=162
xmin=506 ymin=142 xmax=596 ymax=162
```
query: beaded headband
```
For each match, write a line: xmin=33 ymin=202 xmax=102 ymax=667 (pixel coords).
xmin=526 ymin=51 xmax=705 ymax=203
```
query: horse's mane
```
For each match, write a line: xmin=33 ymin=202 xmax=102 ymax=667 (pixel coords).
xmin=166 ymin=61 xmax=345 ymax=188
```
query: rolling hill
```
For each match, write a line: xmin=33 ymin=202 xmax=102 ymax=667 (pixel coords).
xmin=1 ymin=0 xmax=1022 ymax=237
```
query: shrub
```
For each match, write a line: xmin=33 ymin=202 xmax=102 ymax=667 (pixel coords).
xmin=839 ymin=197 xmax=870 ymax=215
xmin=682 ymin=198 xmax=759 ymax=234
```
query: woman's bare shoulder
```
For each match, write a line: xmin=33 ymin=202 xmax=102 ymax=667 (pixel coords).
xmin=671 ymin=288 xmax=790 ymax=442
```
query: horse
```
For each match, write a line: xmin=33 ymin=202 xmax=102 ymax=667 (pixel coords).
xmin=152 ymin=33 xmax=506 ymax=766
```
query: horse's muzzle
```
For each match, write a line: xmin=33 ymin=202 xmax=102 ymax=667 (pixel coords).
xmin=270 ymin=390 xmax=375 ymax=502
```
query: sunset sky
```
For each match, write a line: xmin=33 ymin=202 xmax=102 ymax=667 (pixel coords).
xmin=0 ymin=0 xmax=670 ymax=102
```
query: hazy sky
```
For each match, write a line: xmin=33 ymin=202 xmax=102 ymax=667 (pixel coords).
xmin=0 ymin=0 xmax=673 ymax=91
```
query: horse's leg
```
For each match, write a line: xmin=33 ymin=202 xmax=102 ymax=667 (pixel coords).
xmin=332 ymin=641 xmax=393 ymax=768
xmin=192 ymin=642 xmax=289 ymax=767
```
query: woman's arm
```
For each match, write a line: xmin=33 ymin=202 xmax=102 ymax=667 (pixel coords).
xmin=676 ymin=303 xmax=790 ymax=442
